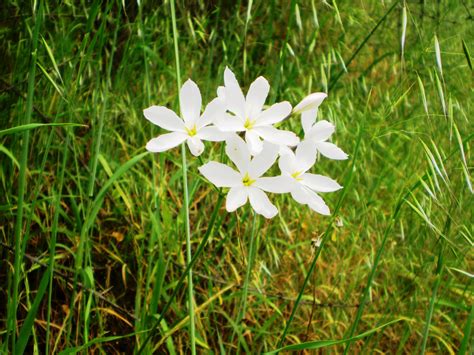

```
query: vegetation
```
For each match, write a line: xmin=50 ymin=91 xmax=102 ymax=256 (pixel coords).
xmin=1 ymin=0 xmax=472 ymax=353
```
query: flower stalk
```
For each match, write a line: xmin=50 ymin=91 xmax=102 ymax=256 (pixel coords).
xmin=170 ymin=0 xmax=196 ymax=353
xmin=234 ymin=210 xmax=258 ymax=346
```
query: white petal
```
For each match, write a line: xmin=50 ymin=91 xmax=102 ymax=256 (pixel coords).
xmin=290 ymin=184 xmax=311 ymax=205
xmin=198 ymin=162 xmax=242 ymax=187
xmin=302 ymin=173 xmax=342 ymax=192
xmin=278 ymin=149 xmax=297 ymax=174
xmin=215 ymin=113 xmax=246 ymax=132
xmin=197 ymin=126 xmax=230 ymax=141
xmin=248 ymin=141 xmax=279 ymax=178
xmin=143 ymin=106 xmax=185 ymax=131
xmin=255 ymin=101 xmax=292 ymax=126
xmin=293 ymin=92 xmax=327 ymax=113
xmin=301 ymin=109 xmax=317 ymax=136
xmin=187 ymin=136 xmax=205 ymax=156
xmin=224 ymin=66 xmax=240 ymax=88
xmin=306 ymin=189 xmax=331 ymax=215
xmin=226 ymin=186 xmax=248 ymax=212
xmin=248 ymin=187 xmax=278 ymax=219
xmin=307 ymin=120 xmax=335 ymax=142
xmin=253 ymin=126 xmax=299 ymax=147
xmin=224 ymin=68 xmax=246 ymax=118
xmin=198 ymin=98 xmax=225 ymax=129
xmin=245 ymin=130 xmax=263 ymax=155
xmin=316 ymin=142 xmax=348 ymax=160
xmin=225 ymin=135 xmax=251 ymax=173
xmin=254 ymin=176 xmax=293 ymax=193
xmin=295 ymin=140 xmax=318 ymax=173
xmin=217 ymin=86 xmax=226 ymax=102
xmin=180 ymin=79 xmax=202 ymax=125
xmin=146 ymin=132 xmax=187 ymax=152
xmin=245 ymin=76 xmax=269 ymax=118
xmin=278 ymin=144 xmax=293 ymax=156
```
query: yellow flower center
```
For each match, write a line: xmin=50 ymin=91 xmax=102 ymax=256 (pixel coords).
xmin=244 ymin=118 xmax=256 ymax=130
xmin=242 ymin=173 xmax=256 ymax=186
xmin=291 ymin=171 xmax=303 ymax=181
xmin=185 ymin=125 xmax=197 ymax=137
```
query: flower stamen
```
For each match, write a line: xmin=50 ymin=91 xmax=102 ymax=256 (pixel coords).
xmin=185 ymin=125 xmax=197 ymax=137
xmin=242 ymin=173 xmax=256 ymax=186
xmin=291 ymin=171 xmax=303 ymax=181
xmin=244 ymin=118 xmax=256 ymax=130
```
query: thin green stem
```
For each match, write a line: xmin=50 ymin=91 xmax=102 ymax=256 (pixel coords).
xmin=328 ymin=0 xmax=399 ymax=91
xmin=45 ymin=133 xmax=70 ymax=354
xmin=8 ymin=2 xmax=42 ymax=353
xmin=170 ymin=1 xmax=196 ymax=354
xmin=235 ymin=210 xmax=259 ymax=350
xmin=87 ymin=1 xmax=120 ymax=196
xmin=137 ymin=192 xmax=225 ymax=354
xmin=277 ymin=123 xmax=364 ymax=349
xmin=237 ymin=210 xmax=258 ymax=325
xmin=420 ymin=270 xmax=442 ymax=353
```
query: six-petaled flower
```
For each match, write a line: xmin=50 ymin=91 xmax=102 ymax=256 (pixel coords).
xmin=144 ymin=79 xmax=228 ymax=156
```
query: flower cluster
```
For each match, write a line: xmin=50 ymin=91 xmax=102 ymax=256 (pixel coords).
xmin=144 ymin=67 xmax=347 ymax=218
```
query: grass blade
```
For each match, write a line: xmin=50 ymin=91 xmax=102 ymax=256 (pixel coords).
xmin=15 ymin=268 xmax=51 ymax=354
xmin=268 ymin=319 xmax=403 ymax=354
xmin=8 ymin=2 xmax=43 ymax=352
xmin=328 ymin=0 xmax=398 ymax=90
xmin=0 ymin=123 xmax=85 ymax=137
xmin=169 ymin=0 xmax=196 ymax=353
xmin=459 ymin=305 xmax=474 ymax=354
xmin=461 ymin=39 xmax=473 ymax=71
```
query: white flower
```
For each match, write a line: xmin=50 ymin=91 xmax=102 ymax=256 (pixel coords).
xmin=295 ymin=92 xmax=348 ymax=160
xmin=294 ymin=92 xmax=327 ymax=134
xmin=144 ymin=79 xmax=228 ymax=156
xmin=279 ymin=141 xmax=342 ymax=215
xmin=199 ymin=136 xmax=292 ymax=218
xmin=215 ymin=67 xmax=299 ymax=155
xmin=303 ymin=119 xmax=348 ymax=160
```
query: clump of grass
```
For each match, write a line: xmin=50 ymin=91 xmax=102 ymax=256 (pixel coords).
xmin=0 ymin=1 xmax=472 ymax=353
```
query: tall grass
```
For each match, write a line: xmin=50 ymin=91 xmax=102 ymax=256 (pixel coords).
xmin=0 ymin=0 xmax=472 ymax=353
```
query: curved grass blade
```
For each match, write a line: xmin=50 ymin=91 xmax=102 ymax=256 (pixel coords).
xmin=57 ymin=330 xmax=148 ymax=355
xmin=15 ymin=268 xmax=51 ymax=354
xmin=277 ymin=122 xmax=363 ymax=348
xmin=267 ymin=319 xmax=403 ymax=354
xmin=0 ymin=122 xmax=85 ymax=137
xmin=77 ymin=151 xmax=149 ymax=266
xmin=461 ymin=39 xmax=472 ymax=71
xmin=328 ymin=0 xmax=398 ymax=91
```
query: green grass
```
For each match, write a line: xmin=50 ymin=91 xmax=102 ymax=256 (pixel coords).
xmin=1 ymin=0 xmax=472 ymax=353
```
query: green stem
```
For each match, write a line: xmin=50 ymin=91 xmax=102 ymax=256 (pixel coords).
xmin=137 ymin=192 xmax=225 ymax=354
xmin=277 ymin=123 xmax=364 ymax=349
xmin=420 ymin=270 xmax=442 ymax=354
xmin=9 ymin=2 xmax=42 ymax=353
xmin=234 ymin=210 xmax=259 ymax=350
xmin=45 ymin=133 xmax=70 ymax=354
xmin=238 ymin=210 xmax=258 ymax=326
xmin=170 ymin=1 xmax=196 ymax=354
